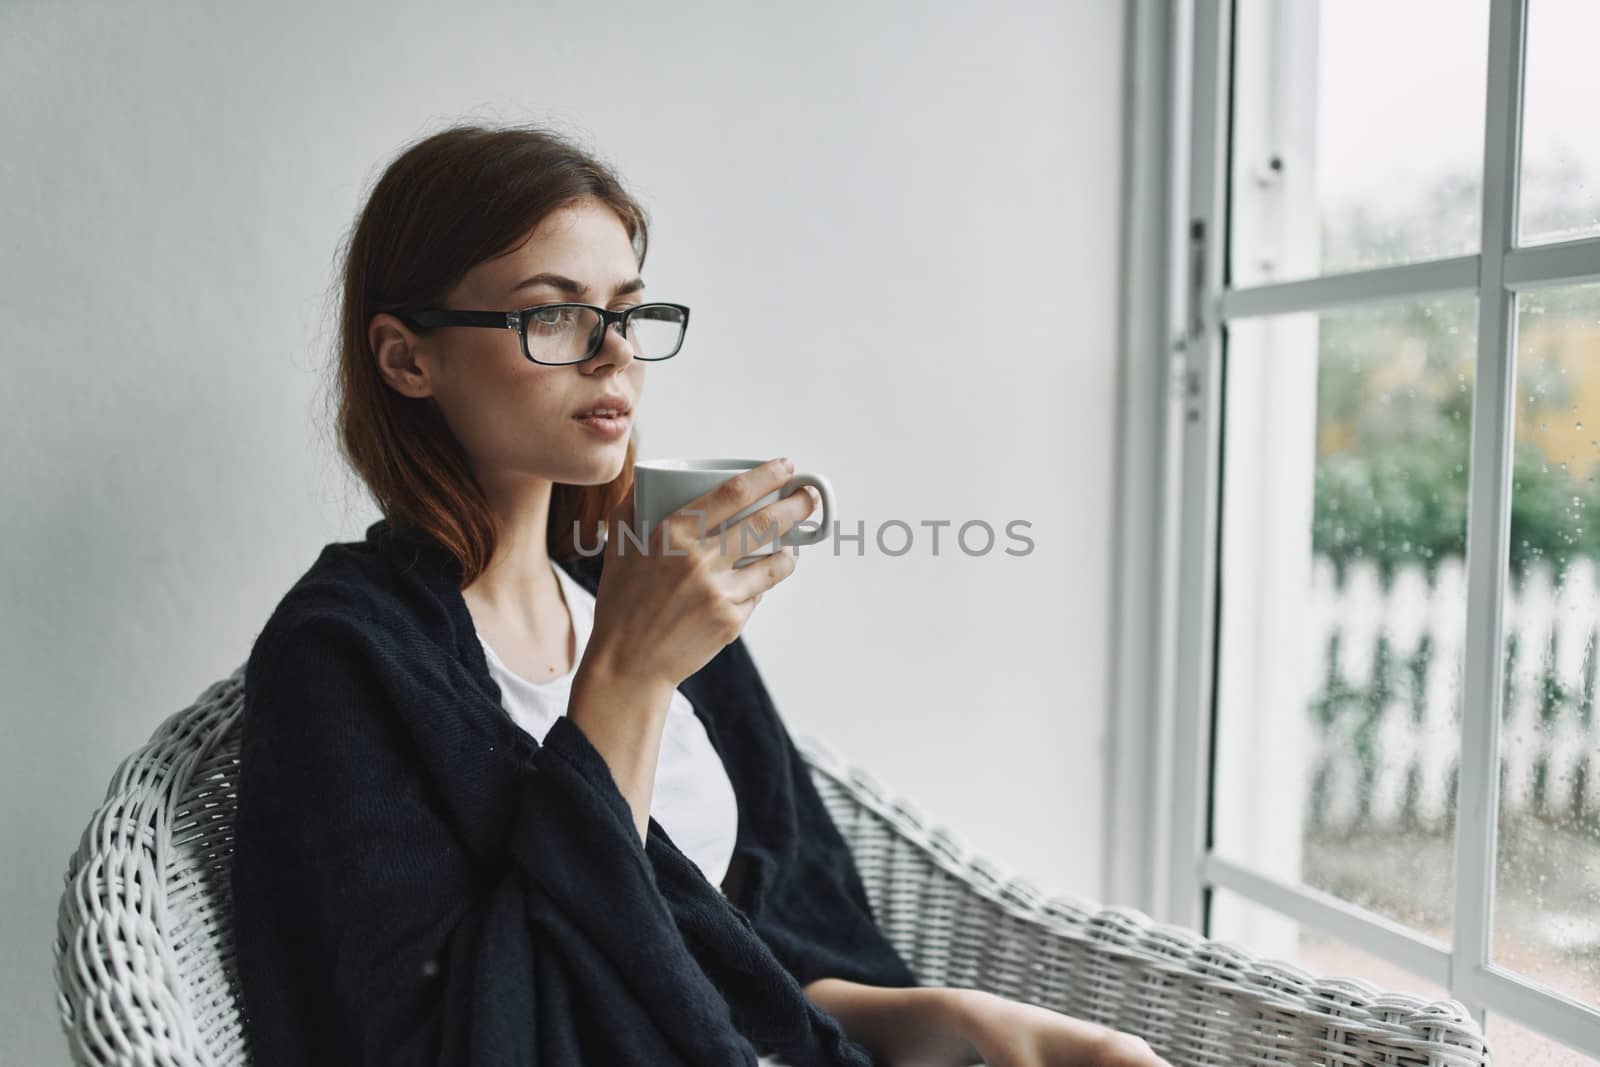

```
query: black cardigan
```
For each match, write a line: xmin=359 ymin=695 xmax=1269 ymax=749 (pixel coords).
xmin=231 ymin=517 xmax=918 ymax=1066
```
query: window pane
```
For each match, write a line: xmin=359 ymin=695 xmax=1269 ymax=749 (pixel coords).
xmin=1493 ymin=283 xmax=1600 ymax=1008
xmin=1518 ymin=0 xmax=1600 ymax=246
xmin=1214 ymin=296 xmax=1478 ymax=941
xmin=1209 ymin=889 xmax=1448 ymax=1000
xmin=1488 ymin=1015 xmax=1600 ymax=1066
xmin=1229 ymin=0 xmax=1488 ymax=287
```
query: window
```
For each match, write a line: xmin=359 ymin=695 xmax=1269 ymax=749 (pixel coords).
xmin=1154 ymin=1 xmax=1600 ymax=1061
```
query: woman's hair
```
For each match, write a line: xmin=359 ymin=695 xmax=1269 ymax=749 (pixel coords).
xmin=332 ymin=122 xmax=649 ymax=585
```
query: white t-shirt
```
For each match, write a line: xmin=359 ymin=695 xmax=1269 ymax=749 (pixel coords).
xmin=478 ymin=560 xmax=792 ymax=1065
xmin=477 ymin=557 xmax=742 ymax=887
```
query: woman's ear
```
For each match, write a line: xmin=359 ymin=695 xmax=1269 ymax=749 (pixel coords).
xmin=369 ymin=312 xmax=435 ymax=399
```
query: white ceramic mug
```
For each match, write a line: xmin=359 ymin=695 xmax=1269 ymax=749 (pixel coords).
xmin=632 ymin=457 xmax=835 ymax=568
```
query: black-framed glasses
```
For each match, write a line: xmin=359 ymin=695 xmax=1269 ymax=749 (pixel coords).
xmin=396 ymin=302 xmax=690 ymax=365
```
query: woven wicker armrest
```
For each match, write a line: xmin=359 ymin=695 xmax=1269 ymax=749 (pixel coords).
xmin=797 ymin=735 xmax=1492 ymax=1067
xmin=55 ymin=667 xmax=251 ymax=1067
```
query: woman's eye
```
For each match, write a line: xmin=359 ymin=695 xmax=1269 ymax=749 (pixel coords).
xmin=526 ymin=309 xmax=579 ymax=340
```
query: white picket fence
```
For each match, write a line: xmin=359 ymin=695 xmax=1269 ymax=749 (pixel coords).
xmin=1308 ymin=555 xmax=1600 ymax=834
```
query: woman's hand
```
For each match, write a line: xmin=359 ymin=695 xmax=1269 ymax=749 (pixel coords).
xmin=585 ymin=456 xmax=818 ymax=691
xmin=955 ymin=991 xmax=1173 ymax=1067
xmin=568 ymin=456 xmax=819 ymax=841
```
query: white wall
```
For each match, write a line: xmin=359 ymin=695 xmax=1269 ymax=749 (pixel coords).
xmin=1 ymin=1 xmax=1128 ymax=1062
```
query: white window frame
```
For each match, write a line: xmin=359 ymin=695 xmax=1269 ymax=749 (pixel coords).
xmin=1108 ymin=0 xmax=1600 ymax=1056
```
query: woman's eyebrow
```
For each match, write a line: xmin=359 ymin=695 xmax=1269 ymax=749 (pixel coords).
xmin=510 ymin=272 xmax=646 ymax=298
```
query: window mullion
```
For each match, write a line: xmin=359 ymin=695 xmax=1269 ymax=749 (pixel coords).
xmin=1450 ymin=0 xmax=1527 ymax=1026
xmin=1220 ymin=255 xmax=1481 ymax=320
xmin=1503 ymin=235 xmax=1600 ymax=290
xmin=1163 ymin=0 xmax=1232 ymax=933
xmin=1106 ymin=0 xmax=1188 ymax=916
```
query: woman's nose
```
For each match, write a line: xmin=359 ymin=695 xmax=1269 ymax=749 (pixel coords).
xmin=587 ymin=319 xmax=637 ymax=371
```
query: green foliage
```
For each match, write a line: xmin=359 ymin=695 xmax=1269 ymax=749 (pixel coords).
xmin=1312 ymin=432 xmax=1600 ymax=586
xmin=1307 ymin=162 xmax=1600 ymax=587
xmin=1312 ymin=427 xmax=1464 ymax=585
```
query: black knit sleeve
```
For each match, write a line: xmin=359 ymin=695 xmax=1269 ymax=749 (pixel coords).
xmin=717 ymin=638 xmax=920 ymax=992
xmin=230 ymin=611 xmax=767 ymax=1066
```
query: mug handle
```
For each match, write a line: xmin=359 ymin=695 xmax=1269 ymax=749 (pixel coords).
xmin=777 ymin=473 xmax=833 ymax=548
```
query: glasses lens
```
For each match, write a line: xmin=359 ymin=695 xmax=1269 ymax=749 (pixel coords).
xmin=524 ymin=305 xmax=603 ymax=364
xmin=626 ymin=305 xmax=687 ymax=360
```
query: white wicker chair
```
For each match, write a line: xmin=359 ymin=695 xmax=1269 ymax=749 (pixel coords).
xmin=55 ymin=667 xmax=1494 ymax=1066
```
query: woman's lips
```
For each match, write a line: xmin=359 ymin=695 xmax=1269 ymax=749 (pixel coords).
xmin=573 ymin=412 xmax=631 ymax=438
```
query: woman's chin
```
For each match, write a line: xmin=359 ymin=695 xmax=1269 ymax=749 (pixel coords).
xmin=554 ymin=451 xmax=629 ymax=487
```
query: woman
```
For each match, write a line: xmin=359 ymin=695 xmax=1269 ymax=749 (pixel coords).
xmin=231 ymin=121 xmax=1169 ymax=1067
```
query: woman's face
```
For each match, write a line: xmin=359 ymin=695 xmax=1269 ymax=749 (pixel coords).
xmin=381 ymin=196 xmax=648 ymax=490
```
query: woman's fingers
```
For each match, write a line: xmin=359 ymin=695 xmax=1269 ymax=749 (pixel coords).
xmin=727 ymin=543 xmax=798 ymax=603
xmin=671 ymin=458 xmax=794 ymax=539
xmin=713 ymin=484 xmax=819 ymax=563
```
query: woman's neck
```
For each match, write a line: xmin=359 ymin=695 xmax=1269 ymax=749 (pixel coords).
xmin=460 ymin=479 xmax=563 ymax=642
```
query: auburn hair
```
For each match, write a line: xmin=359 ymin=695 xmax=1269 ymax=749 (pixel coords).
xmin=330 ymin=121 xmax=648 ymax=586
